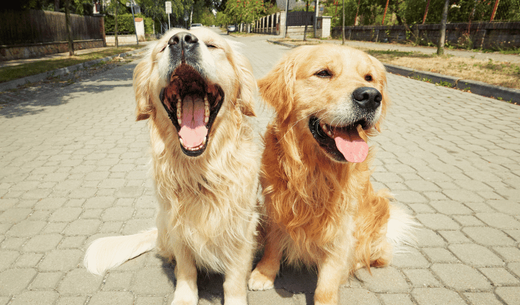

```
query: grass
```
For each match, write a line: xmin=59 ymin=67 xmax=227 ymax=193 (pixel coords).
xmin=0 ymin=45 xmax=144 ymax=83
xmin=367 ymin=50 xmax=520 ymax=90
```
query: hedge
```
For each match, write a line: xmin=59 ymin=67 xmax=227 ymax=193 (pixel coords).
xmin=105 ymin=14 xmax=154 ymax=34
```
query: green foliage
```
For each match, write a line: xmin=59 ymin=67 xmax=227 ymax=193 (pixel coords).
xmin=105 ymin=14 xmax=154 ymax=34
xmin=224 ymin=0 xmax=265 ymax=24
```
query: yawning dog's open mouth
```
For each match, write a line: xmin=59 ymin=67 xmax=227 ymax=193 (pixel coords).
xmin=309 ymin=116 xmax=370 ymax=163
xmin=160 ymin=64 xmax=224 ymax=157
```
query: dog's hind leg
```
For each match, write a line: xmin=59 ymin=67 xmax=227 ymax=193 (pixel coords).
xmin=84 ymin=228 xmax=157 ymax=275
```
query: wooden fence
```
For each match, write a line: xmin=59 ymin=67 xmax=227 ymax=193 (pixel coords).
xmin=0 ymin=10 xmax=104 ymax=46
xmin=332 ymin=22 xmax=520 ymax=50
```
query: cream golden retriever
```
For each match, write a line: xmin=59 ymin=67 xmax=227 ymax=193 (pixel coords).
xmin=84 ymin=28 xmax=260 ymax=305
xmin=248 ymin=44 xmax=416 ymax=305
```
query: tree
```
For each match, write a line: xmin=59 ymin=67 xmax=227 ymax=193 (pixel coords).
xmin=224 ymin=0 xmax=265 ymax=26
xmin=437 ymin=0 xmax=449 ymax=55
xmin=64 ymin=0 xmax=74 ymax=55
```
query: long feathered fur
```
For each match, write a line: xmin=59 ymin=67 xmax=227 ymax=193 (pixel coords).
xmin=84 ymin=28 xmax=260 ymax=305
xmin=249 ymin=45 xmax=417 ymax=305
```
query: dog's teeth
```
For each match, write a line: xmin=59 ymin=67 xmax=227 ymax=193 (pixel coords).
xmin=202 ymin=136 xmax=207 ymax=145
xmin=204 ymin=97 xmax=210 ymax=124
xmin=178 ymin=118 xmax=182 ymax=125
xmin=176 ymin=109 xmax=181 ymax=118
xmin=179 ymin=138 xmax=184 ymax=146
xmin=327 ymin=130 xmax=333 ymax=137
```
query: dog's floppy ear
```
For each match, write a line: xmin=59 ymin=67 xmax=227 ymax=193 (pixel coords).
xmin=234 ymin=52 xmax=256 ymax=117
xmin=133 ymin=49 xmax=155 ymax=121
xmin=257 ymin=54 xmax=295 ymax=122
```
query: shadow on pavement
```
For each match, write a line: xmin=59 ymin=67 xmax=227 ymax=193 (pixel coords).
xmin=0 ymin=62 xmax=135 ymax=119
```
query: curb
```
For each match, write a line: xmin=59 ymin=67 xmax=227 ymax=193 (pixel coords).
xmin=267 ymin=39 xmax=520 ymax=104
xmin=0 ymin=48 xmax=146 ymax=92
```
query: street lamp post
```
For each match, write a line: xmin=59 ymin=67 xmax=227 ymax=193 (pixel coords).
xmin=130 ymin=0 xmax=139 ymax=45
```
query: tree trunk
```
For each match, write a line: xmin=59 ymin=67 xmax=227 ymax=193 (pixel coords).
xmin=303 ymin=0 xmax=309 ymax=41
xmin=342 ymin=0 xmax=345 ymax=44
xmin=115 ymin=2 xmax=119 ymax=48
xmin=65 ymin=0 xmax=74 ymax=56
xmin=54 ymin=0 xmax=60 ymax=12
xmin=437 ymin=0 xmax=449 ymax=55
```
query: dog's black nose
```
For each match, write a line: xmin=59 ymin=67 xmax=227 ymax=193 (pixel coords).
xmin=352 ymin=87 xmax=382 ymax=110
xmin=168 ymin=32 xmax=198 ymax=46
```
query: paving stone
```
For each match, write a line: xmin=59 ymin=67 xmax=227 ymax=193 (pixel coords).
xmin=438 ymin=230 xmax=471 ymax=243
xmin=57 ymin=268 xmax=103 ymax=294
xmin=64 ymin=219 xmax=101 ymax=236
xmin=479 ymin=268 xmax=519 ymax=286
xmin=462 ymin=227 xmax=515 ymax=246
xmin=135 ymin=296 xmax=167 ymax=305
xmin=131 ymin=267 xmax=175 ymax=294
xmin=39 ymin=249 xmax=83 ymax=271
xmin=493 ymin=247 xmax=520 ymax=262
xmin=416 ymin=214 xmax=460 ymax=230
xmin=452 ymin=215 xmax=484 ymax=226
xmin=30 ymin=272 xmax=63 ymax=289
xmin=391 ymin=247 xmax=429 ymax=268
xmin=0 ymin=251 xmax=18 ymax=271
xmin=102 ymin=207 xmax=134 ymax=221
xmin=88 ymin=291 xmax=134 ymax=305
xmin=443 ymin=190 xmax=484 ymax=202
xmin=449 ymin=244 xmax=504 ymax=267
xmin=6 ymin=220 xmax=46 ymax=237
xmin=0 ymin=268 xmax=37 ymax=295
xmin=379 ymin=294 xmax=414 ymax=305
xmin=0 ymin=209 xmax=31 ymax=223
xmin=339 ymin=288 xmax=380 ymax=304
xmin=15 ymin=253 xmax=43 ymax=267
xmin=412 ymin=288 xmax=466 ymax=305
xmin=55 ymin=296 xmax=87 ymax=305
xmin=476 ymin=213 xmax=520 ymax=229
xmin=464 ymin=292 xmax=503 ymax=305
xmin=49 ymin=207 xmax=82 ymax=222
xmin=103 ymin=272 xmax=134 ymax=291
xmin=431 ymin=264 xmax=492 ymax=290
xmin=9 ymin=291 xmax=58 ymax=305
xmin=355 ymin=267 xmax=409 ymax=293
xmin=487 ymin=200 xmax=520 ymax=215
xmin=495 ymin=287 xmax=520 ymax=305
xmin=422 ymin=248 xmax=459 ymax=263
xmin=402 ymin=269 xmax=441 ymax=288
xmin=248 ymin=289 xmax=294 ymax=305
xmin=429 ymin=201 xmax=472 ymax=215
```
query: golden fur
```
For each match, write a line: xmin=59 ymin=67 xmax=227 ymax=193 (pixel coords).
xmin=84 ymin=28 xmax=260 ymax=305
xmin=248 ymin=44 xmax=416 ymax=305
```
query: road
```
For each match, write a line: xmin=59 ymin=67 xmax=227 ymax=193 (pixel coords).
xmin=0 ymin=33 xmax=520 ymax=305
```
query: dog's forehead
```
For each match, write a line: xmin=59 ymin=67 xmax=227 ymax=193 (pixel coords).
xmin=296 ymin=45 xmax=374 ymax=74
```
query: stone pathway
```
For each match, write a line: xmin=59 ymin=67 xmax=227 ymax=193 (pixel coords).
xmin=0 ymin=33 xmax=519 ymax=305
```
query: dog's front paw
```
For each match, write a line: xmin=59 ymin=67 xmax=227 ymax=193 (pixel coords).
xmin=171 ymin=291 xmax=198 ymax=305
xmin=248 ymin=269 xmax=275 ymax=290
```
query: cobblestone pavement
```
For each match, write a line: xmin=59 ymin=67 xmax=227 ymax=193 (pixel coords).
xmin=1 ymin=33 xmax=520 ymax=305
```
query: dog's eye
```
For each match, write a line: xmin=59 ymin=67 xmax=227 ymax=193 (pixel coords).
xmin=315 ymin=69 xmax=332 ymax=78
xmin=206 ymin=43 xmax=218 ymax=49
xmin=365 ymin=74 xmax=373 ymax=82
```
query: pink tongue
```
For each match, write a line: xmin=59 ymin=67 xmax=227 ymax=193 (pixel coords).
xmin=178 ymin=95 xmax=207 ymax=148
xmin=333 ymin=129 xmax=368 ymax=163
